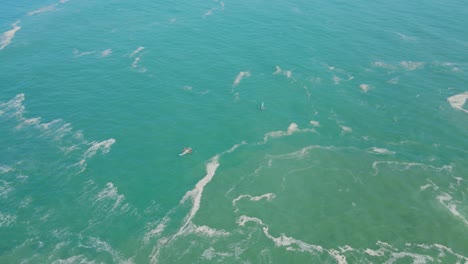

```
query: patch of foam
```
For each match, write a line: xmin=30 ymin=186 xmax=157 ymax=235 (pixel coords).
xmin=232 ymin=71 xmax=251 ymax=87
xmin=0 ymin=165 xmax=13 ymax=174
xmin=101 ymin=49 xmax=112 ymax=57
xmin=262 ymin=123 xmax=316 ymax=144
xmin=340 ymin=125 xmax=352 ymax=134
xmin=85 ymin=237 xmax=133 ymax=264
xmin=372 ymin=161 xmax=452 ymax=176
xmin=0 ymin=180 xmax=13 ymax=199
xmin=203 ymin=7 xmax=217 ymax=18
xmin=262 ymin=226 xmax=324 ymax=253
xmin=202 ymin=247 xmax=232 ymax=261
xmin=27 ymin=4 xmax=57 ymax=16
xmin=386 ymin=252 xmax=433 ymax=264
xmin=177 ymin=142 xmax=245 ymax=236
xmin=372 ymin=61 xmax=395 ymax=70
xmin=0 ymin=212 xmax=16 ymax=227
xmin=437 ymin=192 xmax=468 ymax=225
xmin=232 ymin=193 xmax=276 ymax=211
xmin=77 ymin=139 xmax=116 ymax=172
xmin=236 ymin=215 xmax=264 ymax=227
xmin=447 ymin=92 xmax=468 ymax=113
xmin=419 ymin=179 xmax=439 ymax=191
xmin=72 ymin=49 xmax=96 ymax=57
xmin=309 ymin=120 xmax=320 ymax=127
xmin=192 ymin=224 xmax=230 ymax=237
xmin=367 ymin=147 xmax=395 ymax=155
xmin=95 ymin=182 xmax=126 ymax=211
xmin=0 ymin=20 xmax=21 ymax=50
xmin=145 ymin=216 xmax=170 ymax=242
xmin=400 ymin=61 xmax=424 ymax=71
xmin=273 ymin=66 xmax=282 ymax=75
xmin=359 ymin=84 xmax=372 ymax=92
xmin=130 ymin=46 xmax=144 ymax=57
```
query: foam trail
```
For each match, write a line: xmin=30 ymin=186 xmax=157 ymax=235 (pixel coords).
xmin=77 ymin=139 xmax=116 ymax=172
xmin=232 ymin=71 xmax=250 ymax=87
xmin=437 ymin=192 xmax=468 ymax=225
xmin=372 ymin=161 xmax=452 ymax=176
xmin=262 ymin=123 xmax=316 ymax=144
xmin=340 ymin=125 xmax=352 ymax=134
xmin=400 ymin=61 xmax=424 ymax=71
xmin=367 ymin=147 xmax=395 ymax=155
xmin=130 ymin=46 xmax=144 ymax=57
xmin=101 ymin=49 xmax=112 ymax=57
xmin=27 ymin=4 xmax=57 ymax=16
xmin=273 ymin=66 xmax=282 ymax=75
xmin=177 ymin=142 xmax=246 ymax=236
xmin=447 ymin=92 xmax=468 ymax=113
xmin=0 ymin=21 xmax=21 ymax=50
xmin=359 ymin=84 xmax=372 ymax=92
xmin=309 ymin=120 xmax=320 ymax=127
xmin=232 ymin=193 xmax=276 ymax=211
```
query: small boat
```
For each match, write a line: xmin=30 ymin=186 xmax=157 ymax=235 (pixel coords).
xmin=179 ymin=147 xmax=192 ymax=156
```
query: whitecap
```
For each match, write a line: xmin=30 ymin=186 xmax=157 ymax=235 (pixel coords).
xmin=400 ymin=61 xmax=424 ymax=71
xmin=359 ymin=84 xmax=372 ymax=92
xmin=447 ymin=92 xmax=468 ymax=113
xmin=130 ymin=46 xmax=144 ymax=57
xmin=340 ymin=125 xmax=352 ymax=134
xmin=232 ymin=71 xmax=251 ymax=87
xmin=262 ymin=123 xmax=316 ymax=144
xmin=309 ymin=120 xmax=320 ymax=127
xmin=0 ymin=20 xmax=21 ymax=50
xmin=236 ymin=215 xmax=264 ymax=227
xmin=101 ymin=49 xmax=112 ymax=57
xmin=0 ymin=212 xmax=16 ymax=227
xmin=232 ymin=193 xmax=276 ymax=211
xmin=367 ymin=147 xmax=395 ymax=155
xmin=27 ymin=4 xmax=57 ymax=16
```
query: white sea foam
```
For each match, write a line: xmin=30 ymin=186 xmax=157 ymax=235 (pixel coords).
xmin=447 ymin=92 xmax=468 ymax=113
xmin=73 ymin=49 xmax=96 ymax=57
xmin=232 ymin=71 xmax=251 ymax=87
xmin=86 ymin=237 xmax=133 ymax=264
xmin=262 ymin=226 xmax=324 ymax=253
xmin=387 ymin=252 xmax=433 ymax=264
xmin=372 ymin=161 xmax=452 ymax=176
xmin=0 ymin=165 xmax=13 ymax=174
xmin=95 ymin=182 xmax=126 ymax=211
xmin=176 ymin=142 xmax=245 ymax=237
xmin=372 ymin=161 xmax=452 ymax=175
xmin=236 ymin=215 xmax=264 ymax=227
xmin=372 ymin=61 xmax=395 ymax=70
xmin=202 ymin=247 xmax=232 ymax=260
xmin=203 ymin=7 xmax=217 ymax=18
xmin=387 ymin=77 xmax=399 ymax=84
xmin=309 ymin=120 xmax=320 ymax=127
xmin=262 ymin=123 xmax=316 ymax=144
xmin=0 ymin=212 xmax=16 ymax=227
xmin=101 ymin=49 xmax=112 ymax=57
xmin=27 ymin=4 xmax=57 ymax=16
xmin=130 ymin=46 xmax=144 ymax=57
xmin=340 ymin=125 xmax=352 ymax=134
xmin=232 ymin=193 xmax=276 ymax=211
xmin=273 ymin=66 xmax=282 ymax=75
xmin=0 ymin=180 xmax=13 ymax=199
xmin=77 ymin=139 xmax=116 ymax=171
xmin=359 ymin=84 xmax=372 ymax=92
xmin=419 ymin=179 xmax=439 ymax=191
xmin=191 ymin=224 xmax=230 ymax=237
xmin=437 ymin=192 xmax=468 ymax=225
xmin=132 ymin=56 xmax=140 ymax=68
xmin=367 ymin=147 xmax=395 ymax=155
xmin=0 ymin=20 xmax=21 ymax=50
xmin=400 ymin=61 xmax=424 ymax=71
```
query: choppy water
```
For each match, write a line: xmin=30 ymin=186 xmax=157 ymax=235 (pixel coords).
xmin=1 ymin=0 xmax=467 ymax=263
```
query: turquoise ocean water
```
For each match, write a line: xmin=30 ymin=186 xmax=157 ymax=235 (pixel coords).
xmin=1 ymin=0 xmax=468 ymax=263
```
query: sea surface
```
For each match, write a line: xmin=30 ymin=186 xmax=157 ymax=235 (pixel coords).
xmin=1 ymin=0 xmax=468 ymax=263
